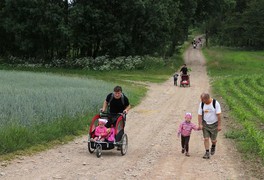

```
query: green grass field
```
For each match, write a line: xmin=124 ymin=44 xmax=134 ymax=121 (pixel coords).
xmin=203 ymin=47 xmax=264 ymax=161
xmin=0 ymin=70 xmax=117 ymax=154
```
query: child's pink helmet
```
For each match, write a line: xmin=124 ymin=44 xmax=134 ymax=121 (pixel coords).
xmin=185 ymin=112 xmax=192 ymax=119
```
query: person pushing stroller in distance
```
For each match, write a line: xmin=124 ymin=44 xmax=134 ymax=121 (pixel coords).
xmin=179 ymin=64 xmax=190 ymax=87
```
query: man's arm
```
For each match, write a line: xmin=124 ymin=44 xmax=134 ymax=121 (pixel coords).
xmin=198 ymin=114 xmax=203 ymax=130
xmin=123 ymin=104 xmax=131 ymax=114
xmin=102 ymin=100 xmax=108 ymax=112
xmin=180 ymin=67 xmax=183 ymax=73
xmin=217 ymin=113 xmax=221 ymax=131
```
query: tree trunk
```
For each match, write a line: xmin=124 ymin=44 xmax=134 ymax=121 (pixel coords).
xmin=205 ymin=29 xmax=209 ymax=47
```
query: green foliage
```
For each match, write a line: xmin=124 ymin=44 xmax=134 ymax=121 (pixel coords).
xmin=0 ymin=116 xmax=88 ymax=155
xmin=0 ymin=0 xmax=193 ymax=61
xmin=225 ymin=129 xmax=246 ymax=140
xmin=203 ymin=47 xmax=264 ymax=77
xmin=194 ymin=0 xmax=264 ymax=49
xmin=3 ymin=54 xmax=178 ymax=75
xmin=241 ymin=0 xmax=264 ymax=48
xmin=204 ymin=0 xmax=264 ymax=49
xmin=204 ymin=47 xmax=264 ymax=160
xmin=1 ymin=0 xmax=68 ymax=59
xmin=0 ymin=70 xmax=115 ymax=128
xmin=3 ymin=42 xmax=182 ymax=80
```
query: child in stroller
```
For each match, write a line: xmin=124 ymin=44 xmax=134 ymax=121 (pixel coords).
xmin=88 ymin=112 xmax=128 ymax=157
xmin=106 ymin=125 xmax=115 ymax=142
xmin=92 ymin=118 xmax=109 ymax=142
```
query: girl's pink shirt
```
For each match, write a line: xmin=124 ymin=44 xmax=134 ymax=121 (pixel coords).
xmin=95 ymin=126 xmax=108 ymax=137
xmin=178 ymin=121 xmax=199 ymax=136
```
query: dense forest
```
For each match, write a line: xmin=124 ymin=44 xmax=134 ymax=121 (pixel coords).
xmin=0 ymin=0 xmax=263 ymax=64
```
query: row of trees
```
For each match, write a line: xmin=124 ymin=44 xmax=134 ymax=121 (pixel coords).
xmin=195 ymin=0 xmax=264 ymax=48
xmin=0 ymin=0 xmax=263 ymax=64
xmin=0 ymin=0 xmax=197 ymax=62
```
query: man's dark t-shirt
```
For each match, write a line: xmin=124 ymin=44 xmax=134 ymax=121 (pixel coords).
xmin=180 ymin=67 xmax=188 ymax=75
xmin=106 ymin=93 xmax=129 ymax=114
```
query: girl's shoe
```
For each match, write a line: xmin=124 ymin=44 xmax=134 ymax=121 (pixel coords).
xmin=181 ymin=148 xmax=185 ymax=154
xmin=185 ymin=152 xmax=190 ymax=157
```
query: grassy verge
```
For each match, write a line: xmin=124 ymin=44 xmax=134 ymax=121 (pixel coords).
xmin=203 ymin=47 xmax=264 ymax=164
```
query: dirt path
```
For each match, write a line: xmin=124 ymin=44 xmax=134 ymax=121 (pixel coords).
xmin=0 ymin=43 xmax=254 ymax=180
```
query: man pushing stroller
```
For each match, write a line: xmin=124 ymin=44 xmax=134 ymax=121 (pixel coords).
xmin=101 ymin=86 xmax=131 ymax=128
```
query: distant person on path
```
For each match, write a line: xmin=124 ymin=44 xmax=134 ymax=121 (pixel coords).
xmin=198 ymin=93 xmax=222 ymax=159
xmin=198 ymin=37 xmax=202 ymax=47
xmin=173 ymin=73 xmax=179 ymax=86
xmin=178 ymin=112 xmax=199 ymax=157
xmin=180 ymin=64 xmax=188 ymax=75
xmin=192 ymin=39 xmax=197 ymax=48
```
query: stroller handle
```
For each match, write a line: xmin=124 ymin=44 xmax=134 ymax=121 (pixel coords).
xmin=99 ymin=111 xmax=126 ymax=119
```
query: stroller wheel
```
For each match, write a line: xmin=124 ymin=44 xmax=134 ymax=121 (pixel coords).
xmin=88 ymin=142 xmax=95 ymax=154
xmin=96 ymin=144 xmax=102 ymax=158
xmin=88 ymin=135 xmax=95 ymax=154
xmin=121 ymin=134 xmax=128 ymax=156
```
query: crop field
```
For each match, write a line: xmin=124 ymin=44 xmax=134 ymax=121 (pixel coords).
xmin=0 ymin=70 xmax=116 ymax=128
xmin=216 ymin=75 xmax=264 ymax=157
xmin=0 ymin=70 xmax=120 ymax=154
xmin=203 ymin=48 xmax=264 ymax=159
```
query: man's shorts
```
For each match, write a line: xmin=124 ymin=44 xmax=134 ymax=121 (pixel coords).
xmin=202 ymin=121 xmax=218 ymax=141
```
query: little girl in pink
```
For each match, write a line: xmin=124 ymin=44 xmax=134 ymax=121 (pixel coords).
xmin=178 ymin=112 xmax=199 ymax=156
xmin=94 ymin=119 xmax=108 ymax=141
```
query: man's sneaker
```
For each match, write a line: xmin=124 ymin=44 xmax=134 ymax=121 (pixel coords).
xmin=181 ymin=148 xmax=185 ymax=154
xmin=203 ymin=152 xmax=210 ymax=159
xmin=211 ymin=147 xmax=216 ymax=155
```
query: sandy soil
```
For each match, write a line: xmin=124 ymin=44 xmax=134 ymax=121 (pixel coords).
xmin=0 ymin=43 xmax=256 ymax=180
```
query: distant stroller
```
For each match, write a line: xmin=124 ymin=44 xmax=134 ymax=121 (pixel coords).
xmin=180 ymin=74 xmax=190 ymax=87
xmin=173 ymin=74 xmax=179 ymax=86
